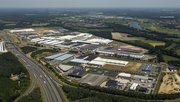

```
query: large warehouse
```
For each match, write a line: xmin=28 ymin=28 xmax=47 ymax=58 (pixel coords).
xmin=89 ymin=57 xmax=129 ymax=67
xmin=10 ymin=28 xmax=35 ymax=33
xmin=45 ymin=52 xmax=74 ymax=62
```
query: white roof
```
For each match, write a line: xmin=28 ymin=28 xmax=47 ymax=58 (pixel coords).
xmin=10 ymin=28 xmax=34 ymax=33
xmin=58 ymin=35 xmax=76 ymax=40
xmin=41 ymin=37 xmax=56 ymax=40
xmin=70 ymin=59 xmax=89 ymax=64
xmin=92 ymin=57 xmax=128 ymax=66
xmin=58 ymin=64 xmax=73 ymax=71
xmin=88 ymin=60 xmax=106 ymax=66
xmin=118 ymin=73 xmax=131 ymax=78
xmin=44 ymin=40 xmax=59 ymax=44
xmin=130 ymin=83 xmax=138 ymax=90
xmin=86 ymin=38 xmax=113 ymax=44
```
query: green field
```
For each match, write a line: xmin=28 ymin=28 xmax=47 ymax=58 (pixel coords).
xmin=133 ymin=37 xmax=165 ymax=47
xmin=141 ymin=23 xmax=180 ymax=35
xmin=32 ymin=23 xmax=49 ymax=27
xmin=163 ymin=55 xmax=180 ymax=62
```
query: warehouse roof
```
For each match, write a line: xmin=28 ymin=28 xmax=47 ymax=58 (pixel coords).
xmin=70 ymin=59 xmax=89 ymax=64
xmin=45 ymin=52 xmax=67 ymax=60
xmin=58 ymin=64 xmax=74 ymax=72
xmin=68 ymin=67 xmax=87 ymax=78
xmin=10 ymin=28 xmax=34 ymax=33
xmin=54 ymin=54 xmax=74 ymax=61
xmin=117 ymin=73 xmax=131 ymax=78
xmin=130 ymin=83 xmax=139 ymax=90
xmin=89 ymin=60 xmax=106 ymax=66
xmin=92 ymin=57 xmax=129 ymax=66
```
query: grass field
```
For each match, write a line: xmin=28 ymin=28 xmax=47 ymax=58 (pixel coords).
xmin=32 ymin=23 xmax=49 ymax=27
xmin=133 ymin=37 xmax=165 ymax=47
xmin=163 ymin=55 xmax=180 ymax=62
xmin=111 ymin=32 xmax=165 ymax=47
xmin=141 ymin=23 xmax=180 ymax=35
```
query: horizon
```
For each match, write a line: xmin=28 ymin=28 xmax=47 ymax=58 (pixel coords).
xmin=0 ymin=0 xmax=180 ymax=8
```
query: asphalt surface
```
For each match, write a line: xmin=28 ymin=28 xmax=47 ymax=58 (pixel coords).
xmin=3 ymin=35 xmax=66 ymax=102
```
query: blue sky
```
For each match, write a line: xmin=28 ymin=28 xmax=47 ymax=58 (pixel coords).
xmin=0 ymin=0 xmax=179 ymax=8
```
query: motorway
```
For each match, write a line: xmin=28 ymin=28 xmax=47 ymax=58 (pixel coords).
xmin=2 ymin=34 xmax=66 ymax=102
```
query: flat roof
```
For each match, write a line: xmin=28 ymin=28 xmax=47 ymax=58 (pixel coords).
xmin=80 ymin=74 xmax=108 ymax=86
xmin=58 ymin=64 xmax=74 ymax=72
xmin=90 ymin=57 xmax=128 ymax=66
xmin=10 ymin=28 xmax=34 ymax=33
xmin=68 ymin=67 xmax=87 ymax=78
xmin=45 ymin=52 xmax=67 ymax=60
xmin=140 ymin=64 xmax=154 ymax=72
xmin=117 ymin=73 xmax=131 ymax=78
xmin=89 ymin=60 xmax=106 ymax=66
xmin=54 ymin=54 xmax=74 ymax=61
xmin=130 ymin=83 xmax=139 ymax=90
xmin=70 ymin=59 xmax=89 ymax=64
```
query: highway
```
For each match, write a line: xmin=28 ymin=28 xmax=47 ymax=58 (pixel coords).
xmin=2 ymin=34 xmax=66 ymax=102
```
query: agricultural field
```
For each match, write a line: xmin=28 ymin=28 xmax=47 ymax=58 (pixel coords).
xmin=141 ymin=23 xmax=180 ymax=36
xmin=111 ymin=32 xmax=165 ymax=47
xmin=159 ymin=73 xmax=180 ymax=94
xmin=133 ymin=37 xmax=165 ymax=47
xmin=111 ymin=32 xmax=128 ymax=40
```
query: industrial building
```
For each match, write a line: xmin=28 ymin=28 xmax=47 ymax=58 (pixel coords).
xmin=139 ymin=64 xmax=155 ymax=74
xmin=70 ymin=59 xmax=89 ymax=64
xmin=78 ymin=44 xmax=102 ymax=53
xmin=105 ymin=80 xmax=120 ymax=89
xmin=0 ymin=41 xmax=7 ymax=52
xmin=96 ymin=46 xmax=145 ymax=60
xmin=68 ymin=67 xmax=87 ymax=78
xmin=80 ymin=74 xmax=107 ymax=86
xmin=89 ymin=57 xmax=129 ymax=67
xmin=45 ymin=52 xmax=74 ymax=62
xmin=57 ymin=64 xmax=74 ymax=72
xmin=10 ymin=28 xmax=34 ymax=33
xmin=116 ymin=73 xmax=131 ymax=79
xmin=86 ymin=38 xmax=113 ymax=44
xmin=130 ymin=83 xmax=139 ymax=91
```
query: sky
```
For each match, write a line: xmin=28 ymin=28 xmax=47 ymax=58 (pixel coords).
xmin=0 ymin=0 xmax=179 ymax=8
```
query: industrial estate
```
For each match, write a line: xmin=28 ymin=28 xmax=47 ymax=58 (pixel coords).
xmin=0 ymin=8 xmax=180 ymax=102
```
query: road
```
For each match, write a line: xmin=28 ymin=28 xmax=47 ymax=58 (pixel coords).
xmin=2 ymin=34 xmax=66 ymax=102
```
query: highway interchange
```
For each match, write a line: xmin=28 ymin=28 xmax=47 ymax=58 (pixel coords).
xmin=2 ymin=32 xmax=66 ymax=102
